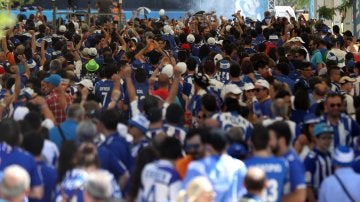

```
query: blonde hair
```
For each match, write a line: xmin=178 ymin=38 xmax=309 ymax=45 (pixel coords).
xmin=177 ymin=176 xmax=214 ymax=202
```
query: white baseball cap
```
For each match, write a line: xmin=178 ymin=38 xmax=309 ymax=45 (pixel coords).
xmin=177 ymin=62 xmax=187 ymax=75
xmin=77 ymin=79 xmax=94 ymax=91
xmin=88 ymin=48 xmax=98 ymax=57
xmin=13 ymin=106 xmax=29 ymax=121
xmin=243 ymin=83 xmax=255 ymax=91
xmin=226 ymin=25 xmax=232 ymax=32
xmin=187 ymin=34 xmax=195 ymax=43
xmin=213 ymin=54 xmax=223 ymax=64
xmin=221 ymin=84 xmax=242 ymax=100
xmin=255 ymin=79 xmax=270 ymax=89
xmin=207 ymin=37 xmax=216 ymax=45
xmin=161 ymin=64 xmax=174 ymax=78
xmin=59 ymin=25 xmax=67 ymax=32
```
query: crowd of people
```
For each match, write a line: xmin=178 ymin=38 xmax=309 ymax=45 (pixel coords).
xmin=1 ymin=2 xmax=360 ymax=202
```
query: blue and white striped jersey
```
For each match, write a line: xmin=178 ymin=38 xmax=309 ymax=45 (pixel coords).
xmin=162 ymin=124 xmax=187 ymax=144
xmin=212 ymin=111 xmax=253 ymax=141
xmin=140 ymin=160 xmax=182 ymax=202
xmin=304 ymin=148 xmax=332 ymax=198
xmin=183 ymin=154 xmax=247 ymax=202
xmin=319 ymin=113 xmax=360 ymax=149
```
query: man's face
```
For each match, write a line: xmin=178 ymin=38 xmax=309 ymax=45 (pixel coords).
xmin=341 ymin=82 xmax=353 ymax=93
xmin=268 ymin=130 xmax=280 ymax=156
xmin=41 ymin=81 xmax=51 ymax=95
xmin=331 ymin=70 xmax=341 ymax=82
xmin=185 ymin=134 xmax=204 ymax=160
xmin=308 ymin=40 xmax=316 ymax=51
xmin=254 ymin=84 xmax=268 ymax=101
xmin=301 ymin=66 xmax=313 ymax=78
xmin=325 ymin=96 xmax=342 ymax=118
xmin=316 ymin=133 xmax=333 ymax=151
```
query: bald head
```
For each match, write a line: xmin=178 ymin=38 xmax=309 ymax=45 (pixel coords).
xmin=244 ymin=167 xmax=266 ymax=192
xmin=0 ymin=165 xmax=30 ymax=200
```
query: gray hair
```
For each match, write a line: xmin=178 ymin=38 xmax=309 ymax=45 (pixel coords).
xmin=0 ymin=165 xmax=30 ymax=199
xmin=77 ymin=120 xmax=97 ymax=142
xmin=66 ymin=104 xmax=85 ymax=120
xmin=271 ymin=98 xmax=289 ymax=118
xmin=49 ymin=59 xmax=62 ymax=72
xmin=84 ymin=170 xmax=113 ymax=200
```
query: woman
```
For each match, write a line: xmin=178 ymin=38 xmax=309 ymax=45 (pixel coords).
xmin=177 ymin=176 xmax=215 ymax=202
xmin=55 ymin=143 xmax=121 ymax=202
xmin=294 ymin=114 xmax=319 ymax=161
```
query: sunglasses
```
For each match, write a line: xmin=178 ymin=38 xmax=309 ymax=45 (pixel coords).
xmin=254 ymin=88 xmax=266 ymax=92
xmin=197 ymin=114 xmax=206 ymax=119
xmin=330 ymin=103 xmax=341 ymax=108
xmin=246 ymin=89 xmax=255 ymax=93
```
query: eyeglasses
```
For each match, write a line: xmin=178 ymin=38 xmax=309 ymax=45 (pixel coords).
xmin=246 ymin=89 xmax=255 ymax=93
xmin=254 ymin=88 xmax=266 ymax=92
xmin=197 ymin=114 xmax=206 ymax=119
xmin=330 ymin=103 xmax=342 ymax=108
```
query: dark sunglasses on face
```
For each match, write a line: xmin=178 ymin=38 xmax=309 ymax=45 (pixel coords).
xmin=254 ymin=88 xmax=266 ymax=92
xmin=330 ymin=103 xmax=341 ymax=108
xmin=246 ymin=89 xmax=255 ymax=93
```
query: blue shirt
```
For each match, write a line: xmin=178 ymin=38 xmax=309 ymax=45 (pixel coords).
xmin=183 ymin=154 xmax=247 ymax=202
xmin=253 ymin=99 xmax=272 ymax=118
xmin=304 ymin=148 xmax=332 ymax=198
xmin=100 ymin=132 xmax=133 ymax=171
xmin=275 ymin=74 xmax=295 ymax=94
xmin=140 ymin=160 xmax=182 ymax=202
xmin=31 ymin=161 xmax=57 ymax=202
xmin=97 ymin=146 xmax=127 ymax=180
xmin=319 ymin=168 xmax=360 ymax=202
xmin=283 ymin=150 xmax=306 ymax=194
xmin=0 ymin=143 xmax=42 ymax=188
xmin=319 ymin=113 xmax=360 ymax=148
xmin=94 ymin=79 xmax=114 ymax=108
xmin=49 ymin=120 xmax=78 ymax=149
xmin=55 ymin=168 xmax=121 ymax=202
xmin=245 ymin=156 xmax=288 ymax=202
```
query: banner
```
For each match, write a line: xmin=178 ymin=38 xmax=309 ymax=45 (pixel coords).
xmin=234 ymin=0 xmax=268 ymax=20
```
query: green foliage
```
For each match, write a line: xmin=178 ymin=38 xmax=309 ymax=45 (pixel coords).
xmin=0 ymin=0 xmax=35 ymax=10
xmin=317 ymin=6 xmax=336 ymax=20
xmin=317 ymin=0 xmax=353 ymax=20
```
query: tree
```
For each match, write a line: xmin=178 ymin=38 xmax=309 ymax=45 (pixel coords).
xmin=277 ymin=0 xmax=309 ymax=9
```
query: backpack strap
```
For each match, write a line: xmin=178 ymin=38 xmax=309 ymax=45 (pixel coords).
xmin=57 ymin=125 xmax=66 ymax=141
xmin=334 ymin=173 xmax=355 ymax=202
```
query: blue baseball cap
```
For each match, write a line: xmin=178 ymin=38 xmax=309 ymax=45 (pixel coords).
xmin=304 ymin=114 xmax=320 ymax=124
xmin=314 ymin=122 xmax=333 ymax=137
xmin=333 ymin=146 xmax=354 ymax=167
xmin=44 ymin=74 xmax=61 ymax=86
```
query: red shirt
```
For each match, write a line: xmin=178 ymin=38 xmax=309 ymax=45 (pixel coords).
xmin=46 ymin=89 xmax=72 ymax=125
